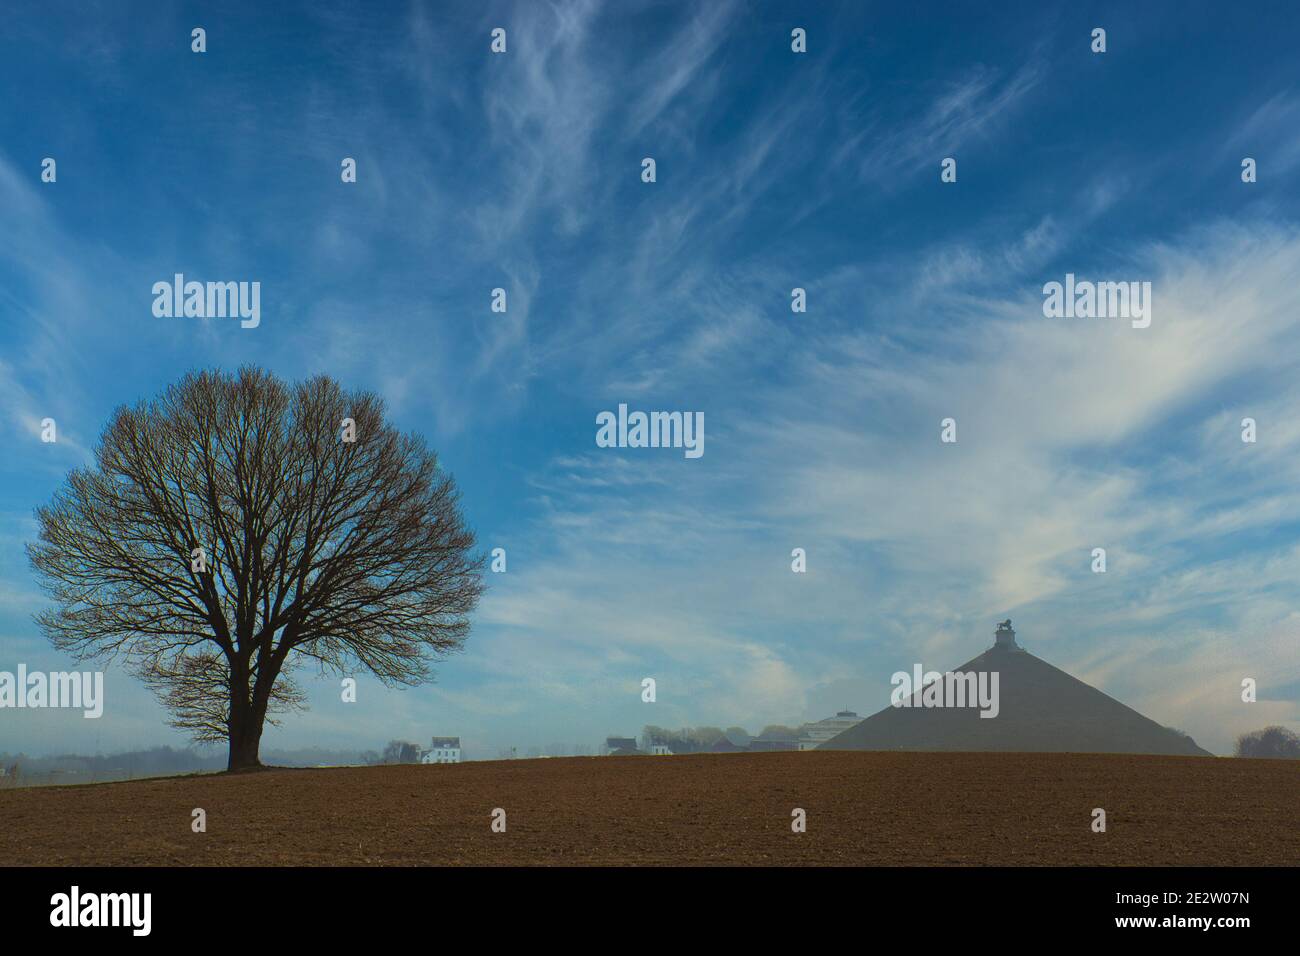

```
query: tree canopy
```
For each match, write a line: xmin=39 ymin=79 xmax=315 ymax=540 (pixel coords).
xmin=28 ymin=367 xmax=483 ymax=770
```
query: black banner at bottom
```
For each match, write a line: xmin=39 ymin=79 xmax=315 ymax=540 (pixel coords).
xmin=0 ymin=865 xmax=1286 ymax=941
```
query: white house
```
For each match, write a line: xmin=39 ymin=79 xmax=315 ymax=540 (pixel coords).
xmin=421 ymin=736 xmax=462 ymax=764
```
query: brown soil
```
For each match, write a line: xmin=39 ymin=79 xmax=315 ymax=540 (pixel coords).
xmin=1 ymin=751 xmax=1295 ymax=866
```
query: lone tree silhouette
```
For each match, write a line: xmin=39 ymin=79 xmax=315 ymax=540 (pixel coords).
xmin=28 ymin=367 xmax=483 ymax=771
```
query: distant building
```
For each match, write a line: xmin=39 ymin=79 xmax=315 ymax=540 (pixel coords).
xmin=604 ymin=736 xmax=638 ymax=755
xmin=710 ymin=737 xmax=744 ymax=753
xmin=642 ymin=732 xmax=712 ymax=754
xmin=798 ymin=710 xmax=864 ymax=750
xmin=649 ymin=743 xmax=674 ymax=756
xmin=421 ymin=737 xmax=461 ymax=764
xmin=748 ymin=729 xmax=799 ymax=752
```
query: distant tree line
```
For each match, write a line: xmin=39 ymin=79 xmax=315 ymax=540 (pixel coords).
xmin=1235 ymin=725 xmax=1300 ymax=758
xmin=638 ymin=725 xmax=801 ymax=753
xmin=0 ymin=746 xmax=226 ymax=784
xmin=0 ymin=744 xmax=386 ymax=786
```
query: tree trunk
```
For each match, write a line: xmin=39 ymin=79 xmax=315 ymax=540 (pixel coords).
xmin=227 ymin=703 xmax=265 ymax=771
xmin=226 ymin=664 xmax=267 ymax=772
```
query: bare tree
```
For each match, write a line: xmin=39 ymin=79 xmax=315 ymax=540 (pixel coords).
xmin=1235 ymin=725 xmax=1300 ymax=759
xmin=381 ymin=740 xmax=422 ymax=764
xmin=685 ymin=726 xmax=726 ymax=748
xmin=28 ymin=367 xmax=483 ymax=771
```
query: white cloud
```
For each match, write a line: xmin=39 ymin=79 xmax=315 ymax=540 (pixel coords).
xmin=468 ymin=219 xmax=1300 ymax=753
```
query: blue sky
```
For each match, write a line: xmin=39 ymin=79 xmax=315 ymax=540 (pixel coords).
xmin=2 ymin=1 xmax=1299 ymax=758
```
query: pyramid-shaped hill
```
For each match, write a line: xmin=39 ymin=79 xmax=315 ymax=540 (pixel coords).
xmin=822 ymin=622 xmax=1213 ymax=756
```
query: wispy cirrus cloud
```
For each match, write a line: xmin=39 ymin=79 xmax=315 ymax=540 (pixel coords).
xmin=837 ymin=59 xmax=1044 ymax=186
